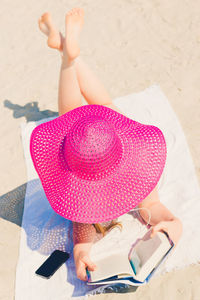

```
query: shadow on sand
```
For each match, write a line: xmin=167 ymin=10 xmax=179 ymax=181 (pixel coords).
xmin=4 ymin=99 xmax=58 ymax=122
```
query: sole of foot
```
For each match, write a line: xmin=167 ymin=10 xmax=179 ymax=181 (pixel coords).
xmin=64 ymin=7 xmax=84 ymax=61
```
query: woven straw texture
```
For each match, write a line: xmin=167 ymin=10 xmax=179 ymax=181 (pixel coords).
xmin=30 ymin=104 xmax=167 ymax=223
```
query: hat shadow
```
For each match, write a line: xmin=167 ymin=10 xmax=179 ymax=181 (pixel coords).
xmin=13 ymin=177 xmax=139 ymax=296
xmin=0 ymin=179 xmax=139 ymax=296
xmin=19 ymin=178 xmax=138 ymax=296
xmin=21 ymin=178 xmax=91 ymax=297
xmin=4 ymin=99 xmax=58 ymax=122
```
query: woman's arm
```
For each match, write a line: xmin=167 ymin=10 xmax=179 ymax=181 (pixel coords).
xmin=73 ymin=221 xmax=96 ymax=254
xmin=138 ymin=186 xmax=183 ymax=247
xmin=72 ymin=222 xmax=97 ymax=281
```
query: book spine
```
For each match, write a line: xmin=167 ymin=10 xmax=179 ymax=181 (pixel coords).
xmin=86 ymin=267 xmax=91 ymax=282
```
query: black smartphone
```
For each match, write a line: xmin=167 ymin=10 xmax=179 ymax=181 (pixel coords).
xmin=35 ymin=250 xmax=70 ymax=279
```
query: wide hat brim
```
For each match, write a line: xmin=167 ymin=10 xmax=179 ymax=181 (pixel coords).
xmin=30 ymin=104 xmax=167 ymax=224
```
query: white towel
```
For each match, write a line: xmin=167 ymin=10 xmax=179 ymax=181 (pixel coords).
xmin=15 ymin=84 xmax=200 ymax=299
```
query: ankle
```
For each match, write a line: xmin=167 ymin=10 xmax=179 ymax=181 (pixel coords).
xmin=61 ymin=53 xmax=75 ymax=68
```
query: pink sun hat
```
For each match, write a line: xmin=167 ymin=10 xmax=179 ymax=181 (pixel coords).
xmin=30 ymin=104 xmax=167 ymax=224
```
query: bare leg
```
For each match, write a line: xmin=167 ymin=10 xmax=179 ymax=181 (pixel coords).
xmin=39 ymin=9 xmax=85 ymax=115
xmin=38 ymin=10 xmax=123 ymax=114
xmin=58 ymin=57 xmax=81 ymax=116
xmin=58 ymin=9 xmax=85 ymax=115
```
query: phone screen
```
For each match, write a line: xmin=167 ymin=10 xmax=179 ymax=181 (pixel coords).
xmin=35 ymin=250 xmax=70 ymax=279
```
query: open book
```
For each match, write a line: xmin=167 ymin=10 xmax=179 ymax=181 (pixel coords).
xmin=86 ymin=229 xmax=174 ymax=286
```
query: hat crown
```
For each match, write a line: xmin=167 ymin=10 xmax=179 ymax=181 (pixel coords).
xmin=63 ymin=115 xmax=123 ymax=180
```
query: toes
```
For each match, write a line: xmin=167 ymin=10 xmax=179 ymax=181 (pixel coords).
xmin=76 ymin=9 xmax=82 ymax=16
xmin=71 ymin=8 xmax=77 ymax=15
xmin=67 ymin=10 xmax=73 ymax=16
xmin=42 ymin=12 xmax=51 ymax=22
xmin=68 ymin=7 xmax=84 ymax=16
xmin=78 ymin=8 xmax=84 ymax=15
xmin=76 ymin=7 xmax=84 ymax=15
xmin=65 ymin=7 xmax=84 ymax=22
xmin=41 ymin=12 xmax=48 ymax=19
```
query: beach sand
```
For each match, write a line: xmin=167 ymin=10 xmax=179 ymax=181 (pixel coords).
xmin=0 ymin=0 xmax=200 ymax=299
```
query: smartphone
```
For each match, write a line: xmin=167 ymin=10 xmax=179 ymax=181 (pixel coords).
xmin=35 ymin=250 xmax=70 ymax=279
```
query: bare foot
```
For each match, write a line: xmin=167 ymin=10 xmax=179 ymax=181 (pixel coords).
xmin=64 ymin=7 xmax=84 ymax=61
xmin=38 ymin=12 xmax=63 ymax=51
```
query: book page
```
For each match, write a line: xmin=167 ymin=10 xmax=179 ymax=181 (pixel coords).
xmin=132 ymin=230 xmax=162 ymax=266
xmin=89 ymin=251 xmax=134 ymax=282
xmin=132 ymin=231 xmax=173 ymax=282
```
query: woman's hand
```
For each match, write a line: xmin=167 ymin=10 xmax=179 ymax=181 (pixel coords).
xmin=150 ymin=218 xmax=183 ymax=248
xmin=74 ymin=249 xmax=97 ymax=281
xmin=72 ymin=222 xmax=97 ymax=281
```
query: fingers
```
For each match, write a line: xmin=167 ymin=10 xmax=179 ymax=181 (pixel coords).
xmin=82 ymin=256 xmax=97 ymax=271
xmin=76 ymin=256 xmax=97 ymax=281
xmin=76 ymin=261 xmax=88 ymax=281
xmin=150 ymin=222 xmax=168 ymax=238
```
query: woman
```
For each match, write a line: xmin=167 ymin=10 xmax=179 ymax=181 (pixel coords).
xmin=37 ymin=7 xmax=183 ymax=282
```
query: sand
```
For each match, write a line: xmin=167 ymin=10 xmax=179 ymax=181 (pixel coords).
xmin=0 ymin=0 xmax=200 ymax=299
